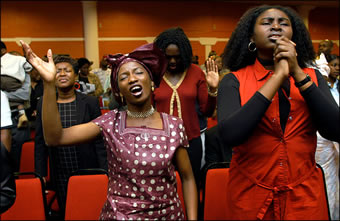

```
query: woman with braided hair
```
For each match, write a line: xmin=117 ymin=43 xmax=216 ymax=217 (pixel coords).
xmin=153 ymin=27 xmax=219 ymax=190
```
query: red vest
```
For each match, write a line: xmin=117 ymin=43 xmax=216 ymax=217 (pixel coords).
xmin=225 ymin=59 xmax=329 ymax=220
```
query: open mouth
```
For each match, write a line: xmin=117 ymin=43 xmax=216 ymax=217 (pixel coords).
xmin=130 ymin=85 xmax=143 ymax=97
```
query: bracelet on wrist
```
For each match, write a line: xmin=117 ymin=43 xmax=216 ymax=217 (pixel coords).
xmin=208 ymin=87 xmax=218 ymax=97
xmin=294 ymin=74 xmax=311 ymax=88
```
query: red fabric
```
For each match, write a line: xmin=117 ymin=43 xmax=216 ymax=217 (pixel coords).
xmin=207 ymin=117 xmax=217 ymax=129
xmin=225 ymin=59 xmax=329 ymax=220
xmin=154 ymin=64 xmax=216 ymax=140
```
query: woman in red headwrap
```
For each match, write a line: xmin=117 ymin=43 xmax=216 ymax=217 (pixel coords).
xmin=20 ymin=41 xmax=198 ymax=220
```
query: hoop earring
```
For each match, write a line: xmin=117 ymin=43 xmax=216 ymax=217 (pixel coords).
xmin=248 ymin=41 xmax=257 ymax=52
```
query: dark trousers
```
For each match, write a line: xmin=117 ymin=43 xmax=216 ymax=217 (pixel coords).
xmin=10 ymin=113 xmax=31 ymax=172
xmin=187 ymin=136 xmax=203 ymax=188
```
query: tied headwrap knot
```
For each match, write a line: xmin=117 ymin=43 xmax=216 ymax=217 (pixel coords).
xmin=105 ymin=43 xmax=167 ymax=105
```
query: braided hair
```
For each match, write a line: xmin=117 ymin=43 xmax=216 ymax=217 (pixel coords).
xmin=154 ymin=27 xmax=193 ymax=70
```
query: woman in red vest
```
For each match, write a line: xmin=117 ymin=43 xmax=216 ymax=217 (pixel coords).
xmin=217 ymin=5 xmax=339 ymax=220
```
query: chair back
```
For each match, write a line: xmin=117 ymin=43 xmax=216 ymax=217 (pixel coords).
xmin=101 ymin=109 xmax=110 ymax=115
xmin=19 ymin=141 xmax=35 ymax=178
xmin=1 ymin=173 xmax=47 ymax=220
xmin=175 ymin=171 xmax=186 ymax=219
xmin=64 ymin=171 xmax=108 ymax=220
xmin=203 ymin=165 xmax=230 ymax=220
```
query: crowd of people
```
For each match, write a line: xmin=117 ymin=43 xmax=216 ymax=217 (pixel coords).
xmin=1 ymin=4 xmax=339 ymax=220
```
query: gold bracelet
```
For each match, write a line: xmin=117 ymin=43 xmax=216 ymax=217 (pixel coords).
xmin=208 ymin=88 xmax=218 ymax=97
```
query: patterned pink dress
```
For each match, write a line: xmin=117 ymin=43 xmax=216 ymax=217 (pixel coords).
xmin=92 ymin=109 xmax=189 ymax=220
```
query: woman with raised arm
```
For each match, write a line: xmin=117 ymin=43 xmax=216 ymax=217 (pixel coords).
xmin=217 ymin=5 xmax=339 ymax=220
xmin=153 ymin=27 xmax=219 ymax=190
xmin=21 ymin=41 xmax=198 ymax=220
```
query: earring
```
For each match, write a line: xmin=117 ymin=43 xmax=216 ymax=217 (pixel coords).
xmin=119 ymin=93 xmax=124 ymax=104
xmin=151 ymin=86 xmax=154 ymax=92
xmin=248 ymin=41 xmax=257 ymax=52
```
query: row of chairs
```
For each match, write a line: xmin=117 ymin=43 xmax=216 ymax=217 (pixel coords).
xmin=1 ymin=166 xmax=230 ymax=220
xmin=2 ymin=138 xmax=330 ymax=220
xmin=9 ymin=136 xmax=232 ymax=219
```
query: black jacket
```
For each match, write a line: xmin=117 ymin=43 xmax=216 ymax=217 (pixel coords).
xmin=34 ymin=92 xmax=108 ymax=177
xmin=204 ymin=125 xmax=232 ymax=168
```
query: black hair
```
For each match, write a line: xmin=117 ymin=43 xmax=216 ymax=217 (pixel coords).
xmin=154 ymin=27 xmax=193 ymax=69
xmin=77 ymin=57 xmax=91 ymax=69
xmin=54 ymin=55 xmax=78 ymax=74
xmin=325 ymin=54 xmax=339 ymax=63
xmin=223 ymin=5 xmax=316 ymax=71
xmin=0 ymin=41 xmax=6 ymax=50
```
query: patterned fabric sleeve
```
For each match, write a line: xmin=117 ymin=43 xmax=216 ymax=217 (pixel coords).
xmin=92 ymin=109 xmax=118 ymax=130
xmin=176 ymin=117 xmax=189 ymax=148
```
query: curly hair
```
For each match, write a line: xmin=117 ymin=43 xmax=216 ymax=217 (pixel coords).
xmin=54 ymin=55 xmax=78 ymax=74
xmin=154 ymin=27 xmax=193 ymax=69
xmin=223 ymin=5 xmax=316 ymax=71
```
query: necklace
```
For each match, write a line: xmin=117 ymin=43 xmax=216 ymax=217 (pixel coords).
xmin=126 ymin=106 xmax=155 ymax=118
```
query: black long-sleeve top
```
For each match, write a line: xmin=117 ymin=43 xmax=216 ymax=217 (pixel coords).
xmin=217 ymin=69 xmax=339 ymax=147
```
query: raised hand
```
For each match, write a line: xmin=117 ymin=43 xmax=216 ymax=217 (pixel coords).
xmin=20 ymin=40 xmax=56 ymax=83
xmin=205 ymin=57 xmax=220 ymax=89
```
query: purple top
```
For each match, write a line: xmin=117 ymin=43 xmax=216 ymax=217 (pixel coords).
xmin=92 ymin=109 xmax=189 ymax=220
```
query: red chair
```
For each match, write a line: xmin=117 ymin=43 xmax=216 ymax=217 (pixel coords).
xmin=101 ymin=109 xmax=110 ymax=115
xmin=175 ymin=171 xmax=186 ymax=219
xmin=19 ymin=141 xmax=60 ymax=215
xmin=1 ymin=173 xmax=47 ymax=220
xmin=203 ymin=165 xmax=230 ymax=220
xmin=19 ymin=141 xmax=35 ymax=178
xmin=64 ymin=170 xmax=108 ymax=220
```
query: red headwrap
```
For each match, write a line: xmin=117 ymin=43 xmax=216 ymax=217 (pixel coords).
xmin=106 ymin=43 xmax=167 ymax=105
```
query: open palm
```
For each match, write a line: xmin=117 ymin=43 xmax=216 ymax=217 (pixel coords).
xmin=20 ymin=40 xmax=56 ymax=83
xmin=205 ymin=58 xmax=219 ymax=89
